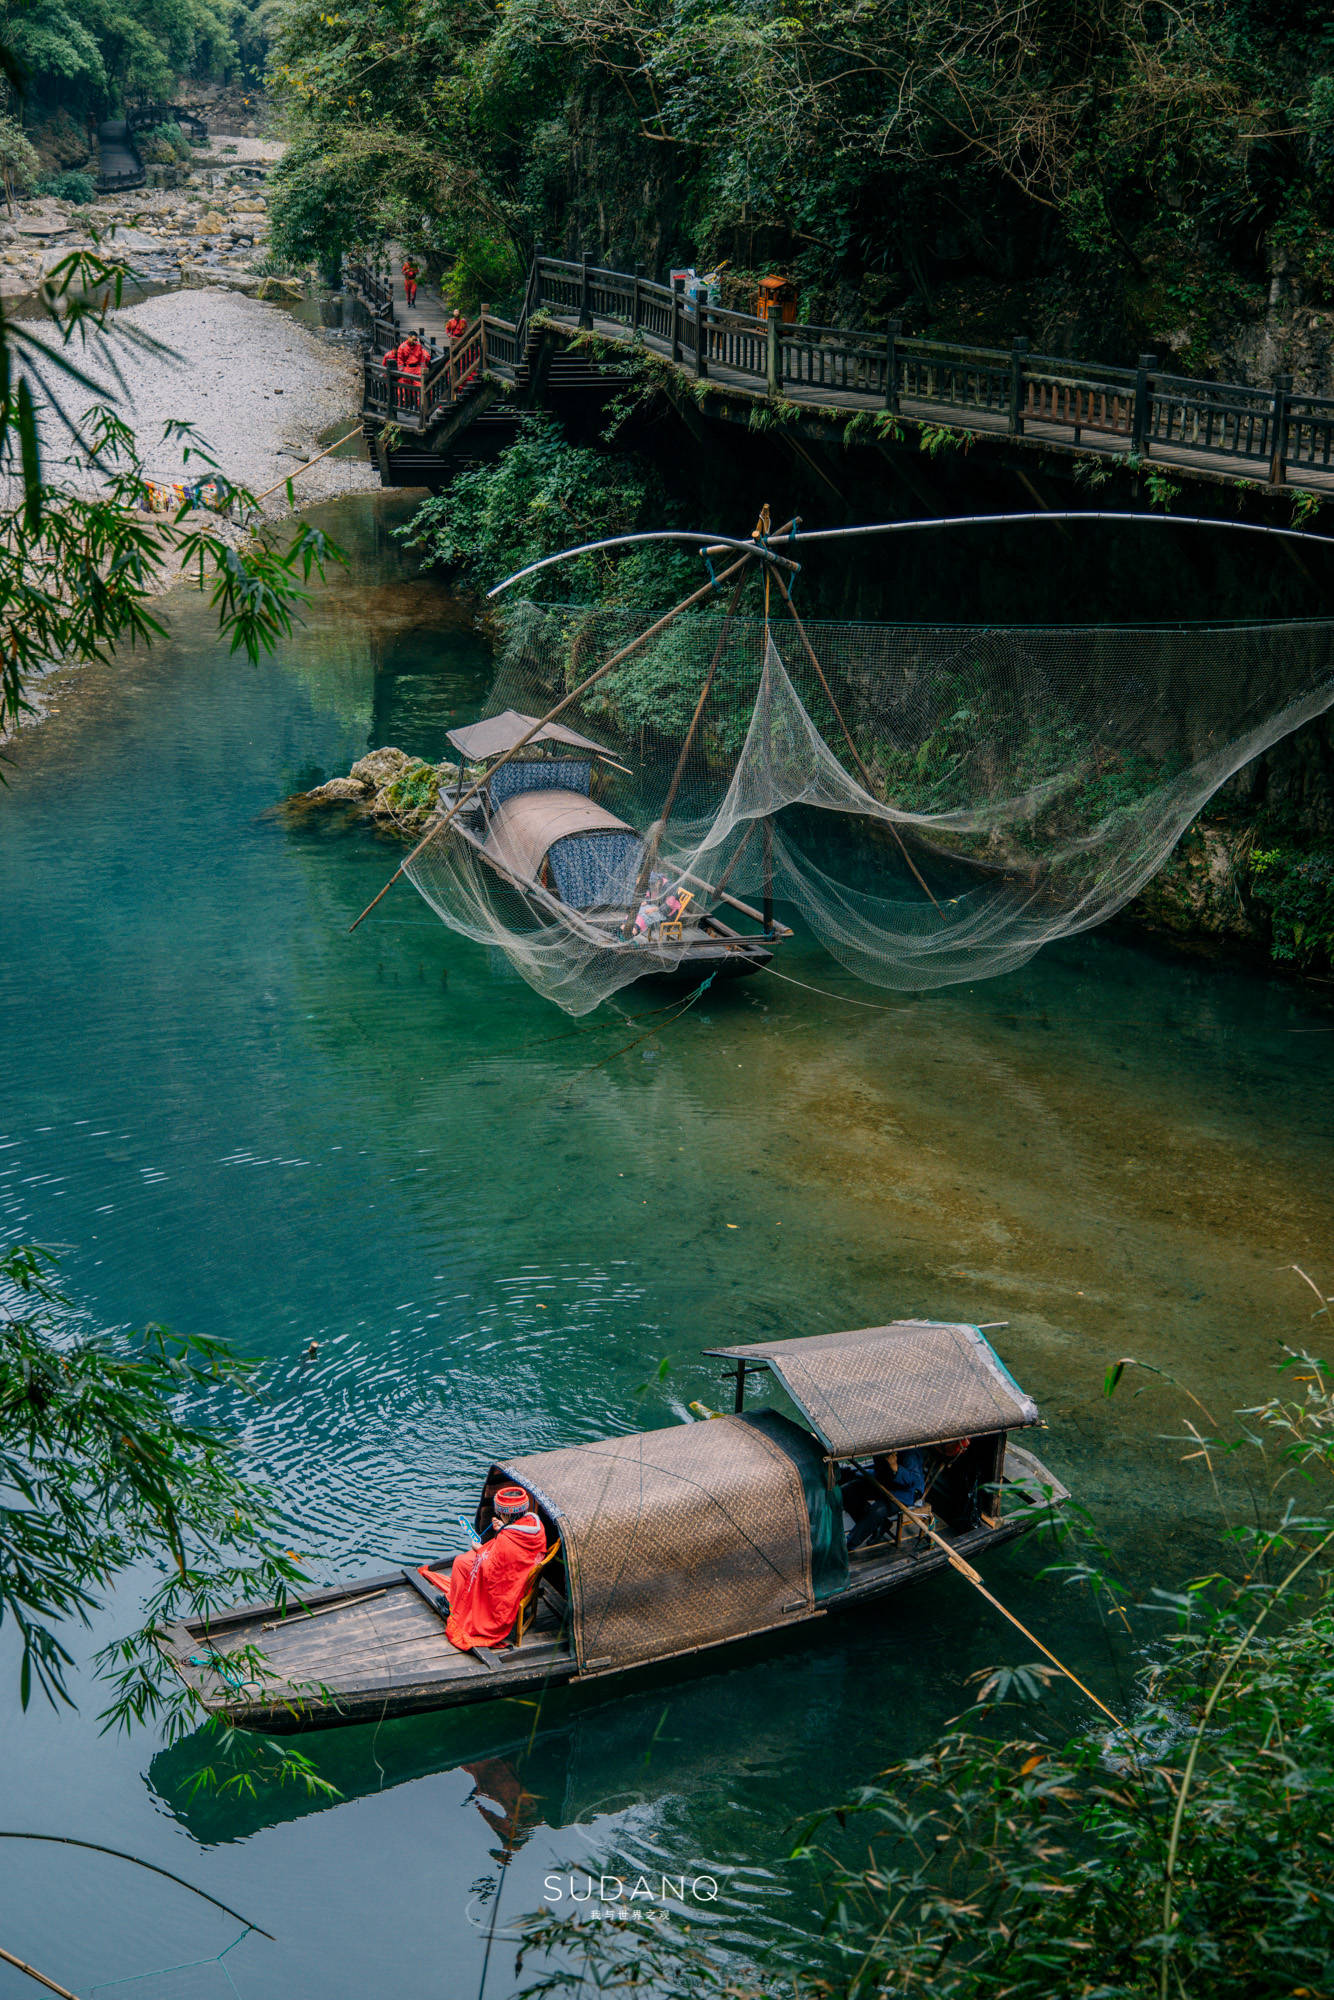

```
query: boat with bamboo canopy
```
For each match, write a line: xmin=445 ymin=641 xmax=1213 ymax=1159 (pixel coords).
xmin=157 ymin=1320 xmax=1069 ymax=1734
xmin=433 ymin=706 xmax=787 ymax=984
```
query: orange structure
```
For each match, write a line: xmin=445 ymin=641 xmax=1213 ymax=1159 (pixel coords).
xmin=755 ymin=275 xmax=798 ymax=323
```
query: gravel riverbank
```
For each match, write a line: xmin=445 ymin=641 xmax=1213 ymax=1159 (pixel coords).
xmin=76 ymin=287 xmax=380 ymax=512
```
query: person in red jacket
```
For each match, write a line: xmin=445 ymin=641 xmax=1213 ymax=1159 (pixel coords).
xmin=387 ymin=332 xmax=427 ymax=375
xmin=384 ymin=331 xmax=428 ymax=408
xmin=419 ymin=1487 xmax=547 ymax=1651
xmin=444 ymin=307 xmax=467 ymax=343
xmin=401 ymin=256 xmax=419 ymax=308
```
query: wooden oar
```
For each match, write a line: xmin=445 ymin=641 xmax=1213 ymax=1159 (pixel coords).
xmin=261 ymin=1586 xmax=387 ymax=1632
xmin=876 ymin=1483 xmax=1121 ymax=1726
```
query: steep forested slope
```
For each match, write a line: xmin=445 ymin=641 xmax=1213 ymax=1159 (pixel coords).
xmin=268 ymin=0 xmax=1334 ymax=373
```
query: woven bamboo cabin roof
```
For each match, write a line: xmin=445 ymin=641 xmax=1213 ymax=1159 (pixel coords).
xmin=447 ymin=708 xmax=612 ymax=761
xmin=704 ymin=1321 xmax=1040 ymax=1457
xmin=482 ymin=789 xmax=636 ymax=887
xmin=493 ymin=1415 xmax=815 ymax=1673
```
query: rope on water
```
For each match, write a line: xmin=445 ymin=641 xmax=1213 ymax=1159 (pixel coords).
xmin=0 ymin=1836 xmax=272 ymax=1940
xmin=759 ymin=963 xmax=902 ymax=1011
xmin=559 ymin=972 xmax=717 ymax=1095
xmin=89 ymin=1925 xmax=254 ymax=1998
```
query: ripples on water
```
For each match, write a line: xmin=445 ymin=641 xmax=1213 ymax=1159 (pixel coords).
xmin=1 ymin=495 xmax=1331 ymax=1997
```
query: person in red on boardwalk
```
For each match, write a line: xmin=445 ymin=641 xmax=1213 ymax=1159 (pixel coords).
xmin=418 ymin=1486 xmax=547 ymax=1651
xmin=385 ymin=331 xmax=428 ymax=407
xmin=444 ymin=306 xmax=467 ymax=344
xmin=401 ymin=256 xmax=419 ymax=308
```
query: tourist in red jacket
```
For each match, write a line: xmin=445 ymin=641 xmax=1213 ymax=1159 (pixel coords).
xmin=418 ymin=1486 xmax=547 ymax=1651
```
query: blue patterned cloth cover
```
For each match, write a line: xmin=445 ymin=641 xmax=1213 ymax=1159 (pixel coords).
xmin=488 ymin=759 xmax=592 ymax=807
xmin=549 ymin=832 xmax=644 ymax=909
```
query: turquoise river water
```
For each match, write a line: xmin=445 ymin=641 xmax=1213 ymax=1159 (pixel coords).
xmin=1 ymin=496 xmax=1331 ymax=2000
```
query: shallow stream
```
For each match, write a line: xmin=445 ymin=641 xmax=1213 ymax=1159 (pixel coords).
xmin=1 ymin=496 xmax=1330 ymax=1999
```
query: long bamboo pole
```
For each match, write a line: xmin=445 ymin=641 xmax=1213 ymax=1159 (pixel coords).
xmin=350 ymin=532 xmax=792 ymax=936
xmin=767 ymin=568 xmax=943 ymax=915
xmin=876 ymin=1482 xmax=1121 ymax=1727
xmin=252 ymin=427 xmax=365 ymax=505
xmin=0 ymin=1943 xmax=80 ymax=2000
xmin=620 ymin=560 xmax=753 ymax=934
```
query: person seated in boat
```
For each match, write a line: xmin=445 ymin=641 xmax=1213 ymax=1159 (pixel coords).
xmin=928 ymin=1436 xmax=979 ymax=1529
xmin=840 ymin=1449 xmax=928 ymax=1549
xmin=632 ymin=891 xmax=664 ymax=940
xmin=419 ymin=1486 xmax=547 ymax=1652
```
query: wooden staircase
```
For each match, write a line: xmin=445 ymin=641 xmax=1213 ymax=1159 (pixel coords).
xmin=372 ymin=324 xmax=615 ymax=489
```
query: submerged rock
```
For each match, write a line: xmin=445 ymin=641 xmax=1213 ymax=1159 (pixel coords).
xmin=305 ymin=774 xmax=369 ymax=803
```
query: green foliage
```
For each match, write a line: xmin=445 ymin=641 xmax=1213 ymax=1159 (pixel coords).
xmin=1 ymin=1243 xmax=337 ymax=1798
xmin=383 ymin=758 xmax=438 ymax=813
xmin=0 ymin=244 xmax=344 ymax=750
xmin=396 ymin=414 xmax=692 ymax=610
xmin=36 ymin=169 xmax=95 ymax=204
xmin=1249 ymin=838 xmax=1334 ymax=967
xmin=919 ymin=423 xmax=970 ymax=459
xmin=517 ymin=1344 xmax=1334 ymax=2000
xmin=137 ymin=119 xmax=191 ymax=165
xmin=0 ymin=0 xmax=238 ymax=111
xmin=0 ymin=112 xmax=39 ymax=199
xmin=266 ymin=0 xmax=1334 ymax=359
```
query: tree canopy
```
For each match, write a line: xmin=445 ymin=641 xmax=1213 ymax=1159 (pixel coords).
xmin=267 ymin=0 xmax=1334 ymax=360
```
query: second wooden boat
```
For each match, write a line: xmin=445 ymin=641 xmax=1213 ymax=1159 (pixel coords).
xmin=160 ymin=1319 xmax=1067 ymax=1733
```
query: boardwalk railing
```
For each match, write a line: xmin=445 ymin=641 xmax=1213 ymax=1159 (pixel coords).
xmin=350 ymin=250 xmax=1334 ymax=489
xmin=127 ymin=103 xmax=210 ymax=145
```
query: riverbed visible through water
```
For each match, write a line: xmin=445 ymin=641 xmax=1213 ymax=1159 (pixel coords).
xmin=1 ymin=496 xmax=1331 ymax=1999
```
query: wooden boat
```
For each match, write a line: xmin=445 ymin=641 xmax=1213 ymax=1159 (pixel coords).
xmin=438 ymin=709 xmax=787 ymax=981
xmin=160 ymin=1321 xmax=1067 ymax=1734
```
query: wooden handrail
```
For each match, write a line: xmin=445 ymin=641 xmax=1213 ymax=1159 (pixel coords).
xmin=354 ymin=251 xmax=1334 ymax=485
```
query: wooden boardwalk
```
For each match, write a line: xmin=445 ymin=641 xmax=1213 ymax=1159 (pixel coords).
xmin=351 ymin=253 xmax=1334 ymax=499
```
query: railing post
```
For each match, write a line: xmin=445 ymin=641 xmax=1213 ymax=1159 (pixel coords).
xmin=1269 ymin=371 xmax=1293 ymax=485
xmin=480 ymin=304 xmax=490 ymax=374
xmin=385 ymin=355 xmax=399 ymax=415
xmin=579 ymin=250 xmax=592 ymax=329
xmin=883 ymin=317 xmax=901 ymax=413
xmin=766 ymin=310 xmax=780 ymax=398
xmin=1132 ymin=352 xmax=1157 ymax=454
xmin=1008 ymin=335 xmax=1029 ymax=434
xmin=696 ymin=295 xmax=708 ymax=379
xmin=632 ymin=262 xmax=643 ymax=333
xmin=671 ymin=276 xmax=684 ymax=365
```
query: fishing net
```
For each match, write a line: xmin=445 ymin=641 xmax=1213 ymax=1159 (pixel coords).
xmin=402 ymin=600 xmax=1334 ymax=1015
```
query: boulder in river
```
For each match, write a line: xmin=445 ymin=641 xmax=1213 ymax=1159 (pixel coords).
xmin=289 ymin=748 xmax=466 ymax=832
xmin=350 ymin=746 xmax=412 ymax=791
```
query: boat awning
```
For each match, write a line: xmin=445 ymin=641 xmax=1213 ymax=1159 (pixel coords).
xmin=703 ymin=1321 xmax=1040 ymax=1457
xmin=483 ymin=789 xmax=637 ymax=887
xmin=491 ymin=1415 xmax=816 ymax=1674
xmin=447 ymin=709 xmax=613 ymax=762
